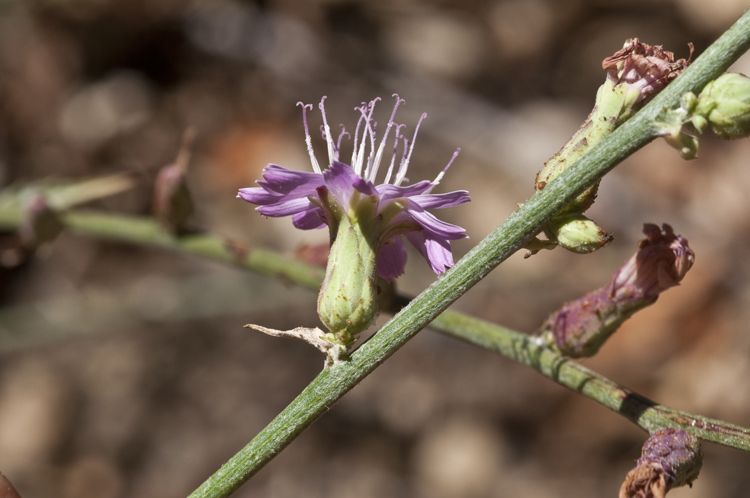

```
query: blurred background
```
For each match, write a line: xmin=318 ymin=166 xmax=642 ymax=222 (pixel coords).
xmin=0 ymin=0 xmax=749 ymax=497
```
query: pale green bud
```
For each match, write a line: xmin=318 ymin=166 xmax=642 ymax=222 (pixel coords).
xmin=316 ymin=189 xmax=380 ymax=347
xmin=694 ymin=72 xmax=750 ymax=140
xmin=544 ymin=214 xmax=613 ymax=254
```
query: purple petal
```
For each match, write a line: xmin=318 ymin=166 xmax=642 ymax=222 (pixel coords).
xmin=238 ymin=187 xmax=284 ymax=205
xmin=375 ymin=181 xmax=432 ymax=204
xmin=258 ymin=164 xmax=324 ymax=196
xmin=322 ymin=161 xmax=359 ymax=207
xmin=405 ymin=202 xmax=467 ymax=239
xmin=257 ymin=197 xmax=317 ymax=217
xmin=409 ymin=190 xmax=470 ymax=210
xmin=352 ymin=176 xmax=378 ymax=196
xmin=377 ymin=237 xmax=407 ymax=282
xmin=292 ymin=207 xmax=327 ymax=230
xmin=405 ymin=230 xmax=454 ymax=275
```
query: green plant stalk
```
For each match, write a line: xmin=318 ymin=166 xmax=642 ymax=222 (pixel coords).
xmin=433 ymin=308 xmax=750 ymax=451
xmin=62 ymin=211 xmax=325 ymax=291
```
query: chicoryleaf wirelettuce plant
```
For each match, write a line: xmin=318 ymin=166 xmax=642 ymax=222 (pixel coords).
xmin=0 ymin=10 xmax=748 ymax=498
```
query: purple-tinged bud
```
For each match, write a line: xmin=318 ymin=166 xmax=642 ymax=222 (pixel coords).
xmin=619 ymin=428 xmax=703 ymax=498
xmin=18 ymin=192 xmax=64 ymax=248
xmin=541 ymin=223 xmax=694 ymax=358
xmin=153 ymin=129 xmax=195 ymax=234
xmin=603 ymin=38 xmax=692 ymax=109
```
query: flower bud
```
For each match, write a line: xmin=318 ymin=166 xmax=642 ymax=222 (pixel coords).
xmin=18 ymin=192 xmax=63 ymax=248
xmin=153 ymin=129 xmax=195 ymax=233
xmin=543 ymin=213 xmax=613 ymax=254
xmin=542 ymin=223 xmax=694 ymax=358
xmin=692 ymin=72 xmax=750 ymax=139
xmin=619 ymin=428 xmax=703 ymax=498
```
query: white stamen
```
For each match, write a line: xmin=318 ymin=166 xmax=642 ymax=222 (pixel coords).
xmin=297 ymin=102 xmax=321 ymax=174
xmin=432 ymin=147 xmax=460 ymax=186
xmin=394 ymin=137 xmax=410 ymax=186
xmin=318 ymin=96 xmax=335 ymax=168
xmin=362 ymin=98 xmax=380 ymax=179
xmin=369 ymin=94 xmax=404 ymax=183
xmin=353 ymin=104 xmax=370 ymax=175
xmin=395 ymin=113 xmax=426 ymax=186
xmin=383 ymin=123 xmax=406 ymax=185
xmin=350 ymin=102 xmax=367 ymax=171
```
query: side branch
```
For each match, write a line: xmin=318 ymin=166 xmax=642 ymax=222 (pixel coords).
xmin=431 ymin=308 xmax=750 ymax=451
xmin=3 ymin=208 xmax=749 ymax=453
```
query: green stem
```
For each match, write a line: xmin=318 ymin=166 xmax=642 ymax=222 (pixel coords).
xmin=60 ymin=211 xmax=325 ymax=291
xmin=433 ymin=308 xmax=750 ymax=451
xmin=4 ymin=211 xmax=749 ymax=451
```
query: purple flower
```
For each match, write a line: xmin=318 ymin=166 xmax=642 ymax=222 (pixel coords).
xmin=238 ymin=95 xmax=470 ymax=281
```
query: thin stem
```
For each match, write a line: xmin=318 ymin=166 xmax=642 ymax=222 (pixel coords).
xmin=62 ymin=211 xmax=325 ymax=292
xmin=432 ymin=307 xmax=750 ymax=451
xmin=3 ymin=210 xmax=749 ymax=451
xmin=7 ymin=192 xmax=748 ymax=447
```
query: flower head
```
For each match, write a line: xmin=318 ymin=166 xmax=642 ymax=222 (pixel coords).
xmin=611 ymin=223 xmax=694 ymax=302
xmin=153 ymin=129 xmax=195 ymax=234
xmin=239 ymin=95 xmax=470 ymax=281
xmin=240 ymin=96 xmax=469 ymax=349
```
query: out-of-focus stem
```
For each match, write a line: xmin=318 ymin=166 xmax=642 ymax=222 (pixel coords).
xmin=3 ymin=209 xmax=749 ymax=451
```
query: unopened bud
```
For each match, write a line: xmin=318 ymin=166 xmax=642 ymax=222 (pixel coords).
xmin=154 ymin=129 xmax=195 ymax=233
xmin=692 ymin=72 xmax=750 ymax=139
xmin=543 ymin=214 xmax=613 ymax=254
xmin=18 ymin=192 xmax=63 ymax=248
xmin=619 ymin=428 xmax=702 ymax=498
xmin=542 ymin=223 xmax=694 ymax=358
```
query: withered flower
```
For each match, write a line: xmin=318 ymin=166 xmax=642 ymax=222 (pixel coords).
xmin=603 ymin=38 xmax=693 ymax=113
xmin=530 ymin=40 xmax=691 ymax=256
xmin=542 ymin=224 xmax=694 ymax=358
xmin=619 ymin=428 xmax=703 ymax=498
